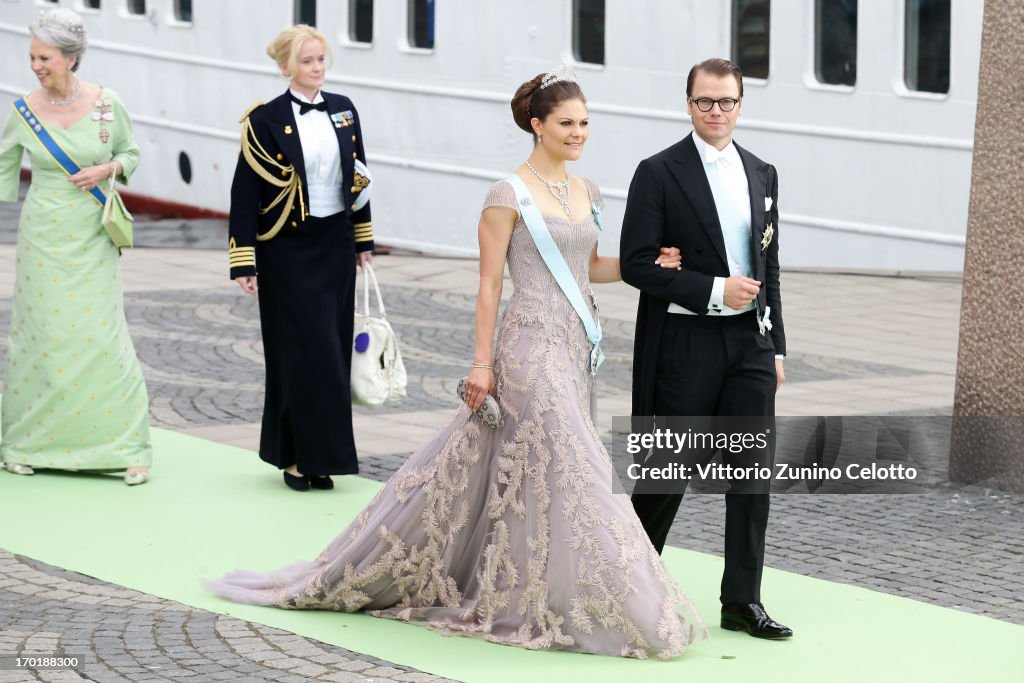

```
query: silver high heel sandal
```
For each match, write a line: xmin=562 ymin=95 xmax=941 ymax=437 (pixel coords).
xmin=124 ymin=470 xmax=149 ymax=486
xmin=4 ymin=462 xmax=34 ymax=475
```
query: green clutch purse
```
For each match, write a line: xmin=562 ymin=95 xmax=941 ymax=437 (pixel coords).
xmin=102 ymin=169 xmax=134 ymax=248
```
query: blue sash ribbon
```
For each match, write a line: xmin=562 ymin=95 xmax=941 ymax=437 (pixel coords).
xmin=507 ymin=173 xmax=605 ymax=374
xmin=13 ymin=98 xmax=106 ymax=206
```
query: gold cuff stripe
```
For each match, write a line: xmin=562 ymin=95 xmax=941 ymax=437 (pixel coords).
xmin=352 ymin=222 xmax=372 ymax=229
xmin=230 ymin=260 xmax=256 ymax=267
xmin=355 ymin=233 xmax=374 ymax=241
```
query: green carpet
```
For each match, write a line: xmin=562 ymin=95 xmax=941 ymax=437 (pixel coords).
xmin=0 ymin=427 xmax=1021 ymax=682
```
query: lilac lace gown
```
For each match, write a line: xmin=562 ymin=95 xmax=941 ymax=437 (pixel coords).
xmin=204 ymin=179 xmax=708 ymax=659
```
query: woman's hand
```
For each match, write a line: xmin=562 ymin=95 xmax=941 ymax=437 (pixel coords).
xmin=656 ymin=246 xmax=682 ymax=270
xmin=68 ymin=163 xmax=115 ymax=193
xmin=464 ymin=366 xmax=495 ymax=411
xmin=357 ymin=251 xmax=373 ymax=271
xmin=235 ymin=276 xmax=258 ymax=295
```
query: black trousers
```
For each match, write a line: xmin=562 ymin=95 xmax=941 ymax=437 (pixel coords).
xmin=631 ymin=310 xmax=777 ymax=605
xmin=255 ymin=212 xmax=359 ymax=476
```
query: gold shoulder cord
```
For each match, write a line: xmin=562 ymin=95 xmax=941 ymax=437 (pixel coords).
xmin=238 ymin=107 xmax=307 ymax=241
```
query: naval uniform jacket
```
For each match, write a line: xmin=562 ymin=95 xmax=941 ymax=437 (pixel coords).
xmin=227 ymin=90 xmax=373 ymax=279
xmin=620 ymin=134 xmax=786 ymax=418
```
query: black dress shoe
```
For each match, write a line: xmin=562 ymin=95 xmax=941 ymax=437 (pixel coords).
xmin=309 ymin=475 xmax=334 ymax=490
xmin=721 ymin=603 xmax=793 ymax=639
xmin=283 ymin=471 xmax=310 ymax=491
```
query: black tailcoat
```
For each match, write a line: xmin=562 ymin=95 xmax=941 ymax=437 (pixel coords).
xmin=621 ymin=134 xmax=785 ymax=418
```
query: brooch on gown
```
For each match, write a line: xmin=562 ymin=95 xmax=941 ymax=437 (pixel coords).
xmin=92 ymin=98 xmax=113 ymax=143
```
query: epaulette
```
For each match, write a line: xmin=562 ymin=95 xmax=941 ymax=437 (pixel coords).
xmin=238 ymin=101 xmax=265 ymax=123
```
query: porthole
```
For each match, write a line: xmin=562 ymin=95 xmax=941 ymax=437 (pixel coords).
xmin=178 ymin=151 xmax=192 ymax=184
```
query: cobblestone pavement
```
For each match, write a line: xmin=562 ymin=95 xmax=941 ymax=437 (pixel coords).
xmin=0 ymin=192 xmax=1022 ymax=680
xmin=0 ymin=552 xmax=455 ymax=683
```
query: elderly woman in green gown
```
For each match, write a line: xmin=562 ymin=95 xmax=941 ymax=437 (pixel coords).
xmin=0 ymin=8 xmax=152 ymax=484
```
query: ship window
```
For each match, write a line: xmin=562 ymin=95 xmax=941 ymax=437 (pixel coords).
xmin=573 ymin=0 xmax=605 ymax=65
xmin=173 ymin=0 xmax=192 ymax=23
xmin=732 ymin=0 xmax=770 ymax=79
xmin=350 ymin=0 xmax=373 ymax=44
xmin=83 ymin=0 xmax=101 ymax=8
xmin=127 ymin=0 xmax=145 ymax=15
xmin=178 ymin=152 xmax=192 ymax=185
xmin=905 ymin=0 xmax=950 ymax=93
xmin=295 ymin=0 xmax=316 ymax=26
xmin=814 ymin=0 xmax=857 ymax=86
xmin=408 ymin=0 xmax=434 ymax=49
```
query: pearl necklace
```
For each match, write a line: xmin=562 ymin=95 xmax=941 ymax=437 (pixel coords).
xmin=525 ymin=161 xmax=571 ymax=216
xmin=46 ymin=77 xmax=80 ymax=107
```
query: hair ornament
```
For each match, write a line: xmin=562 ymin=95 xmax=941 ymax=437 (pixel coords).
xmin=539 ymin=64 xmax=578 ymax=90
xmin=37 ymin=9 xmax=85 ymax=36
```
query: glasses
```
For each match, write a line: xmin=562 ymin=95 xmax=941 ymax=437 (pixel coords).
xmin=689 ymin=97 xmax=740 ymax=112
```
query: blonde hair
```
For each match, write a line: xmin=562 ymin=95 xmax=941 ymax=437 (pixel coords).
xmin=266 ymin=25 xmax=332 ymax=77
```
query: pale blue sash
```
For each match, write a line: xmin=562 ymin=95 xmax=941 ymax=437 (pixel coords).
xmin=507 ymin=173 xmax=604 ymax=374
xmin=13 ymin=98 xmax=106 ymax=206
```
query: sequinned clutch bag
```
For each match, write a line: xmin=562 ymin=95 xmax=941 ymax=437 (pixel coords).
xmin=456 ymin=378 xmax=502 ymax=429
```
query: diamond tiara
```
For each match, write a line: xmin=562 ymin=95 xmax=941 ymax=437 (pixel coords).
xmin=35 ymin=10 xmax=86 ymax=37
xmin=539 ymin=64 xmax=578 ymax=90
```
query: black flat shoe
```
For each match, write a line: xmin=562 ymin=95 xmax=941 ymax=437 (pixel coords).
xmin=309 ymin=475 xmax=334 ymax=490
xmin=721 ymin=603 xmax=793 ymax=639
xmin=283 ymin=471 xmax=310 ymax=491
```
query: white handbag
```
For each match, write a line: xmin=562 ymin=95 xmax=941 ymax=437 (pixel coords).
xmin=351 ymin=263 xmax=407 ymax=407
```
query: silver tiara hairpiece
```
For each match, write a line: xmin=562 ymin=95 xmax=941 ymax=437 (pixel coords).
xmin=36 ymin=10 xmax=85 ymax=36
xmin=539 ymin=64 xmax=578 ymax=90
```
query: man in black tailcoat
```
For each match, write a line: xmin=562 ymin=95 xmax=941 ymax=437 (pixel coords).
xmin=620 ymin=58 xmax=792 ymax=639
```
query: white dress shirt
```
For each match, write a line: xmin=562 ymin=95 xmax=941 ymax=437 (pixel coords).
xmin=668 ymin=131 xmax=752 ymax=317
xmin=290 ymin=88 xmax=344 ymax=217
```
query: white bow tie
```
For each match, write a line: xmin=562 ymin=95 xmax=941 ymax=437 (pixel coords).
xmin=704 ymin=145 xmax=737 ymax=164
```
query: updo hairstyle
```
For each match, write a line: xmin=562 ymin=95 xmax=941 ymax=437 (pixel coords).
xmin=30 ymin=8 xmax=88 ymax=72
xmin=511 ymin=73 xmax=586 ymax=140
xmin=267 ymin=24 xmax=333 ymax=77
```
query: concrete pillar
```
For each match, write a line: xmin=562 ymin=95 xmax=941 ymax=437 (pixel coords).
xmin=950 ymin=0 xmax=1024 ymax=491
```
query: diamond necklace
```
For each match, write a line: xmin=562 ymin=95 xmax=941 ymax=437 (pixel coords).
xmin=525 ymin=161 xmax=571 ymax=216
xmin=46 ymin=77 xmax=80 ymax=107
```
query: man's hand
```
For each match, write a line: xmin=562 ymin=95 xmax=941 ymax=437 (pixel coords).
xmin=775 ymin=358 xmax=785 ymax=392
xmin=724 ymin=275 xmax=760 ymax=309
xmin=235 ymin=276 xmax=258 ymax=295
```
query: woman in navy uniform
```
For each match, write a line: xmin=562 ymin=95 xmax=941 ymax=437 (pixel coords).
xmin=229 ymin=25 xmax=373 ymax=491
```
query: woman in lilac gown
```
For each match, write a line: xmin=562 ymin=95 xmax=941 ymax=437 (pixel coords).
xmin=204 ymin=68 xmax=708 ymax=660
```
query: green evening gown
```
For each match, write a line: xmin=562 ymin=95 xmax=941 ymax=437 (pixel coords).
xmin=0 ymin=87 xmax=152 ymax=471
